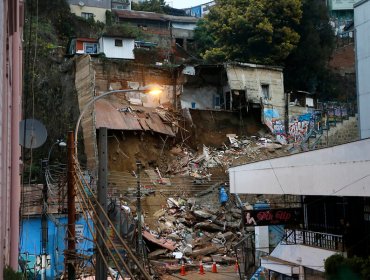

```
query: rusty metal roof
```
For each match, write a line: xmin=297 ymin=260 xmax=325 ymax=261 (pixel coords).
xmin=95 ymin=99 xmax=175 ymax=136
xmin=113 ymin=9 xmax=167 ymax=21
xmin=113 ymin=10 xmax=198 ymax=23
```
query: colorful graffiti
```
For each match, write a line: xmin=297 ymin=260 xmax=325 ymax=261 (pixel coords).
xmin=263 ymin=108 xmax=287 ymax=144
xmin=264 ymin=103 xmax=353 ymax=145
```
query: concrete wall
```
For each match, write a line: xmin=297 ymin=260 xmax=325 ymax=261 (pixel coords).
xmin=75 ymin=55 xmax=99 ymax=171
xmin=316 ymin=116 xmax=359 ymax=148
xmin=355 ymin=0 xmax=370 ymax=139
xmin=99 ymin=37 xmax=135 ymax=59
xmin=181 ymin=86 xmax=218 ymax=109
xmin=226 ymin=64 xmax=285 ymax=110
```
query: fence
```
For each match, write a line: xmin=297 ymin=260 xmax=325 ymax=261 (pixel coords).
xmin=282 ymin=228 xmax=344 ymax=252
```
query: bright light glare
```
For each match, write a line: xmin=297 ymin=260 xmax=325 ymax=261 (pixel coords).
xmin=148 ymin=89 xmax=162 ymax=95
xmin=141 ymin=84 xmax=163 ymax=95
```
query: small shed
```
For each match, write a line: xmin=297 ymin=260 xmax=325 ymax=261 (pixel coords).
xmin=99 ymin=35 xmax=135 ymax=59
xmin=67 ymin=37 xmax=99 ymax=55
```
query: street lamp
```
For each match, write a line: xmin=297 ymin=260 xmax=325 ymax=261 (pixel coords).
xmin=71 ymin=84 xmax=163 ymax=278
xmin=74 ymin=84 xmax=163 ymax=156
xmin=47 ymin=139 xmax=67 ymax=163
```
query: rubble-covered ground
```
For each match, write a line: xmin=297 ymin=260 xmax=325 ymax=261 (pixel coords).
xmin=107 ymin=125 xmax=298 ymax=278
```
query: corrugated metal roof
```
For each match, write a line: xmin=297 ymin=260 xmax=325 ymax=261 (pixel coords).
xmin=113 ymin=9 xmax=167 ymax=21
xmin=113 ymin=9 xmax=198 ymax=23
xmin=95 ymin=99 xmax=175 ymax=136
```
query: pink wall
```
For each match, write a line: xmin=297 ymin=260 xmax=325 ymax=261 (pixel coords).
xmin=0 ymin=0 xmax=23 ymax=273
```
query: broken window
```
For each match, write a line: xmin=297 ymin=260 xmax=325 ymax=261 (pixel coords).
xmin=115 ymin=39 xmax=123 ymax=47
xmin=261 ymin=84 xmax=270 ymax=100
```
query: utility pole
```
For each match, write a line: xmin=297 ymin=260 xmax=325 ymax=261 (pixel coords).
xmin=67 ymin=131 xmax=76 ymax=280
xmin=136 ymin=161 xmax=143 ymax=257
xmin=96 ymin=128 xmax=108 ymax=280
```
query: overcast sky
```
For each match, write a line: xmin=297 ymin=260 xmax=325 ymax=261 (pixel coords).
xmin=168 ymin=0 xmax=210 ymax=9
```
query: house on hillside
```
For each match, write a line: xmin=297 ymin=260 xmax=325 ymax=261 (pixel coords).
xmin=184 ymin=1 xmax=216 ymax=18
xmin=112 ymin=0 xmax=131 ymax=10
xmin=66 ymin=36 xmax=135 ymax=59
xmin=162 ymin=14 xmax=198 ymax=50
xmin=99 ymin=35 xmax=135 ymax=59
xmin=181 ymin=63 xmax=286 ymax=138
xmin=181 ymin=63 xmax=285 ymax=112
xmin=67 ymin=37 xmax=99 ymax=55
xmin=112 ymin=10 xmax=198 ymax=49
xmin=68 ymin=0 xmax=111 ymax=23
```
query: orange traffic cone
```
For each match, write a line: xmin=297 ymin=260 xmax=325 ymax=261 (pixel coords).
xmin=180 ymin=261 xmax=186 ymax=276
xmin=212 ymin=261 xmax=218 ymax=273
xmin=234 ymin=260 xmax=239 ymax=272
xmin=199 ymin=261 xmax=205 ymax=275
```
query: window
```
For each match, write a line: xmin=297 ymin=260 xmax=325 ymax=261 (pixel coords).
xmin=115 ymin=39 xmax=123 ymax=47
xmin=84 ymin=43 xmax=98 ymax=54
xmin=261 ymin=84 xmax=270 ymax=100
xmin=81 ymin=12 xmax=94 ymax=20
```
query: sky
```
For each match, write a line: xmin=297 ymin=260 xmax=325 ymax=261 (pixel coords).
xmin=168 ymin=0 xmax=210 ymax=9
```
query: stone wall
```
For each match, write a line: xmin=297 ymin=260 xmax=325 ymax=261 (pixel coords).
xmin=315 ymin=116 xmax=359 ymax=148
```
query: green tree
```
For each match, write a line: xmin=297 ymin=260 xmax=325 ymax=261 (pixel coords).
xmin=284 ymin=0 xmax=335 ymax=94
xmin=132 ymin=0 xmax=166 ymax=13
xmin=197 ymin=0 xmax=302 ymax=64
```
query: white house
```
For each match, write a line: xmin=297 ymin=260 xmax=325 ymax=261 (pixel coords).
xmin=98 ymin=36 xmax=135 ymax=59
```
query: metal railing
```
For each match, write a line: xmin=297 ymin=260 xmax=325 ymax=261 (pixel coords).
xmin=282 ymin=228 xmax=344 ymax=252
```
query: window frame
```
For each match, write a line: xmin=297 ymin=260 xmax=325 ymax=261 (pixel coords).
xmin=261 ymin=84 xmax=271 ymax=100
xmin=114 ymin=39 xmax=123 ymax=47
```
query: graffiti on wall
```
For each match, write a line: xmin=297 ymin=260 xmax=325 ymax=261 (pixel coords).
xmin=263 ymin=108 xmax=287 ymax=144
xmin=264 ymin=103 xmax=352 ymax=145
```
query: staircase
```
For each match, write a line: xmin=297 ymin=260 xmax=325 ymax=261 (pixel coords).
xmin=300 ymin=114 xmax=358 ymax=151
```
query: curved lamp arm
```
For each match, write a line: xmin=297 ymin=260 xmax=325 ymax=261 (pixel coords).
xmin=74 ymin=85 xmax=162 ymax=156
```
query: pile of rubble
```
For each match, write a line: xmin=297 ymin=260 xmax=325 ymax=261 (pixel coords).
xmin=142 ymin=195 xmax=244 ymax=275
xmin=166 ymin=134 xmax=287 ymax=179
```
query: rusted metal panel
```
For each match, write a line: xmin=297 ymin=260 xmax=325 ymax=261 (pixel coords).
xmin=95 ymin=99 xmax=175 ymax=136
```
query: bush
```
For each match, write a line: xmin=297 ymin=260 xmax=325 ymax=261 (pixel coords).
xmin=4 ymin=266 xmax=23 ymax=280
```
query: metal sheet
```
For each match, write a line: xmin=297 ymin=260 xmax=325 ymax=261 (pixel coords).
xmin=95 ymin=99 xmax=175 ymax=136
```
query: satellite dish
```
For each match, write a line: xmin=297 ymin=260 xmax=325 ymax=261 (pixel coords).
xmin=78 ymin=1 xmax=85 ymax=7
xmin=19 ymin=119 xmax=47 ymax=149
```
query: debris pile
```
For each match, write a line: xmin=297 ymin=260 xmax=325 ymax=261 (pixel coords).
xmin=141 ymin=195 xmax=244 ymax=275
xmin=166 ymin=134 xmax=286 ymax=179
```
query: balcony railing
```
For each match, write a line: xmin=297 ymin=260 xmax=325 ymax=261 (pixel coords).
xmin=282 ymin=229 xmax=344 ymax=252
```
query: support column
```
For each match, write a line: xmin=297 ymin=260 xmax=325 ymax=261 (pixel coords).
xmin=96 ymin=127 xmax=108 ymax=280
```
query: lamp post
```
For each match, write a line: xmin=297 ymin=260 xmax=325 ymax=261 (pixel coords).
xmin=41 ymin=139 xmax=66 ymax=280
xmin=72 ymin=84 xmax=162 ymax=279
xmin=74 ymin=84 xmax=162 ymax=156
